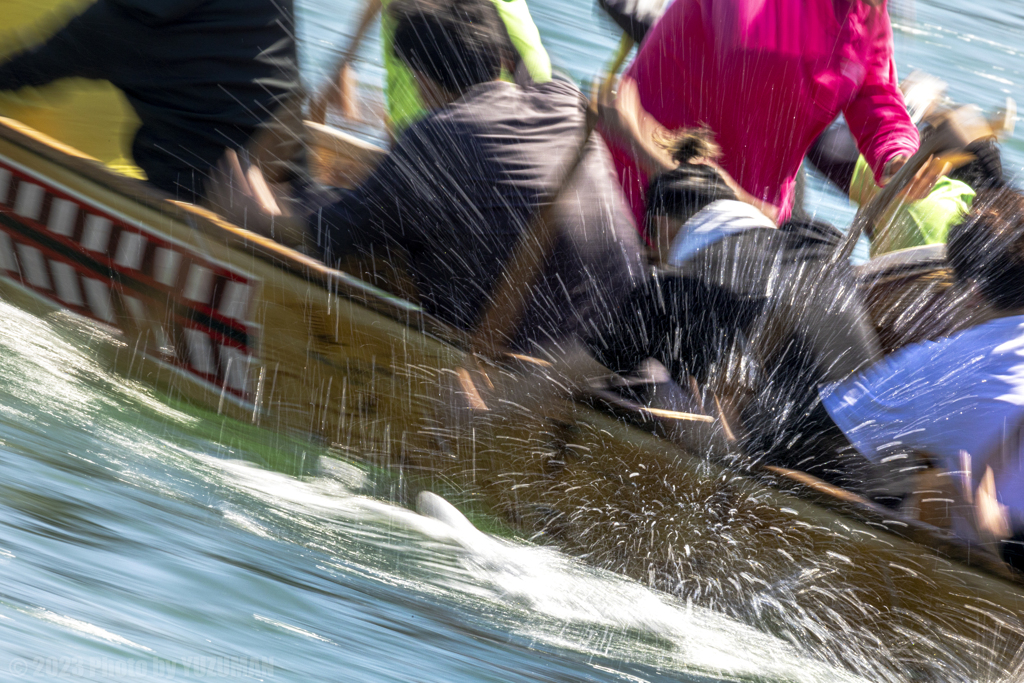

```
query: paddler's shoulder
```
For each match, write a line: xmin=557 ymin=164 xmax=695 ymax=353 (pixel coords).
xmin=520 ymin=73 xmax=590 ymax=115
xmin=438 ymin=76 xmax=586 ymax=122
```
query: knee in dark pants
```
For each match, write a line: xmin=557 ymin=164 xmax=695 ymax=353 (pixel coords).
xmin=1002 ymin=533 xmax=1024 ymax=573
xmin=738 ymin=341 xmax=871 ymax=493
xmin=590 ymin=271 xmax=761 ymax=383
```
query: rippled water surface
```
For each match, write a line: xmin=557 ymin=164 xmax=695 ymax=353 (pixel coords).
xmin=0 ymin=302 xmax=874 ymax=682
xmin=2 ymin=1 xmax=1024 ymax=681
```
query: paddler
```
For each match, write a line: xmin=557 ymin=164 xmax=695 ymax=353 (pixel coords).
xmin=311 ymin=0 xmax=551 ymax=137
xmin=0 ymin=0 xmax=305 ymax=205
xmin=313 ymin=0 xmax=642 ymax=351
xmin=816 ymin=186 xmax=1024 ymax=568
xmin=598 ymin=0 xmax=941 ymax=234
xmin=807 ymin=85 xmax=1008 ymax=257
xmin=591 ymin=130 xmax=882 ymax=490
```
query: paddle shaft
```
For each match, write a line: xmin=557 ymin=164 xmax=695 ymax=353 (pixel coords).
xmin=309 ymin=0 xmax=383 ymax=125
xmin=470 ymin=104 xmax=599 ymax=357
xmin=836 ymin=105 xmax=995 ymax=264
xmin=836 ymin=136 xmax=945 ymax=263
xmin=601 ymin=34 xmax=635 ymax=99
xmin=468 ymin=46 xmax=630 ymax=358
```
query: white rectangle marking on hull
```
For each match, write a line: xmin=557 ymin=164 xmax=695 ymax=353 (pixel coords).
xmin=13 ymin=182 xmax=45 ymax=221
xmin=219 ymin=345 xmax=250 ymax=394
xmin=184 ymin=328 xmax=216 ymax=376
xmin=183 ymin=264 xmax=213 ymax=304
xmin=122 ymin=295 xmax=147 ymax=323
xmin=0 ymin=232 xmax=18 ymax=274
xmin=114 ymin=231 xmax=147 ymax=270
xmin=16 ymin=244 xmax=51 ymax=290
xmin=50 ymin=261 xmax=84 ymax=306
xmin=153 ymin=247 xmax=181 ymax=286
xmin=81 ymin=215 xmax=112 ymax=253
xmin=82 ymin=278 xmax=115 ymax=323
xmin=218 ymin=281 xmax=250 ymax=320
xmin=47 ymin=199 xmax=78 ymax=237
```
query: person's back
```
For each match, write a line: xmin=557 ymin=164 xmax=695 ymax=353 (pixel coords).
xmin=819 ymin=187 xmax=1024 ymax=564
xmin=321 ymin=78 xmax=641 ymax=349
xmin=0 ymin=0 xmax=303 ymax=202
xmin=316 ymin=0 xmax=641 ymax=350
xmin=824 ymin=313 xmax=1024 ymax=517
xmin=606 ymin=0 xmax=919 ymax=229
xmin=593 ymin=141 xmax=882 ymax=490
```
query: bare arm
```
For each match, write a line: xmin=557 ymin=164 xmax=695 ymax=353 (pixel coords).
xmin=597 ymin=76 xmax=780 ymax=224
xmin=704 ymin=160 xmax=780 ymax=224
xmin=597 ymin=75 xmax=676 ymax=177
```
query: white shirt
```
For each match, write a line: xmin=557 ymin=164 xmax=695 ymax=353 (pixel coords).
xmin=820 ymin=315 xmax=1024 ymax=534
xmin=667 ymin=199 xmax=777 ymax=266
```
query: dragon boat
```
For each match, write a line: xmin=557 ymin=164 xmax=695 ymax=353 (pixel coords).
xmin=1 ymin=113 xmax=1022 ymax=676
xmin=0 ymin=18 xmax=1022 ymax=666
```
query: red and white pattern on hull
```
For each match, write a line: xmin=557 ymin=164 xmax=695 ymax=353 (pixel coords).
xmin=0 ymin=160 xmax=260 ymax=406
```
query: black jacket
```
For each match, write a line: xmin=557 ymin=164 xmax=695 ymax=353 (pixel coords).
xmin=318 ymin=80 xmax=643 ymax=351
xmin=0 ymin=0 xmax=303 ymax=201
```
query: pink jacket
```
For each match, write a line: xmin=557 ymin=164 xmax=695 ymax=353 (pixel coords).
xmin=612 ymin=0 xmax=919 ymax=232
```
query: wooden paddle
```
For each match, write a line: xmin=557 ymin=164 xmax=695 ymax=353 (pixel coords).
xmin=600 ymin=34 xmax=635 ymax=102
xmin=436 ymin=92 xmax=604 ymax=426
xmin=309 ymin=0 xmax=383 ymax=125
xmin=469 ymin=98 xmax=600 ymax=359
xmin=835 ymin=104 xmax=996 ymax=263
xmin=433 ymin=93 xmax=603 ymax=459
xmin=455 ymin=91 xmax=725 ymax=455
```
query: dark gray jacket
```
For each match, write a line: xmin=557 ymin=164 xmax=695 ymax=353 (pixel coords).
xmin=317 ymin=79 xmax=643 ymax=351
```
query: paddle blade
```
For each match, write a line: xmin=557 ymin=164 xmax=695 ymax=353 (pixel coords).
xmin=989 ymin=97 xmax=1017 ymax=140
xmin=900 ymin=70 xmax=948 ymax=126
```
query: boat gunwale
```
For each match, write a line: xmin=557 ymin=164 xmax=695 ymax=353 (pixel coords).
xmin=582 ymin=376 xmax=1024 ymax=588
xmin=0 ymin=116 xmax=472 ymax=352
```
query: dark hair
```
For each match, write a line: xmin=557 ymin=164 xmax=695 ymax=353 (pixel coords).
xmin=646 ymin=127 xmax=735 ymax=226
xmin=948 ymin=187 xmax=1024 ymax=310
xmin=646 ymin=165 xmax=736 ymax=225
xmin=658 ymin=125 xmax=722 ymax=166
xmin=390 ymin=0 xmax=505 ymax=95
xmin=947 ymin=138 xmax=1006 ymax=191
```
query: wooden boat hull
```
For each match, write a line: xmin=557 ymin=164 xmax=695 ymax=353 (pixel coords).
xmin=1 ymin=115 xmax=1023 ymax=676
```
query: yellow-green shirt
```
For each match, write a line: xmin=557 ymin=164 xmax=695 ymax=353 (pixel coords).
xmin=850 ymin=155 xmax=975 ymax=257
xmin=381 ymin=0 xmax=551 ymax=135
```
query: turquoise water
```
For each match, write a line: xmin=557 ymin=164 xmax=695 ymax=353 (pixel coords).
xmin=1 ymin=2 xmax=1024 ymax=682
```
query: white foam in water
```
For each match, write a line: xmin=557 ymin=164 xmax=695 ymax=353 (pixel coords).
xmin=200 ymin=457 xmax=868 ymax=683
xmin=417 ymin=492 xmax=489 ymax=539
xmin=253 ymin=614 xmax=336 ymax=644
xmin=417 ymin=494 xmax=868 ymax=683
xmin=0 ymin=259 xmax=956 ymax=683
xmin=0 ymin=300 xmax=198 ymax=429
